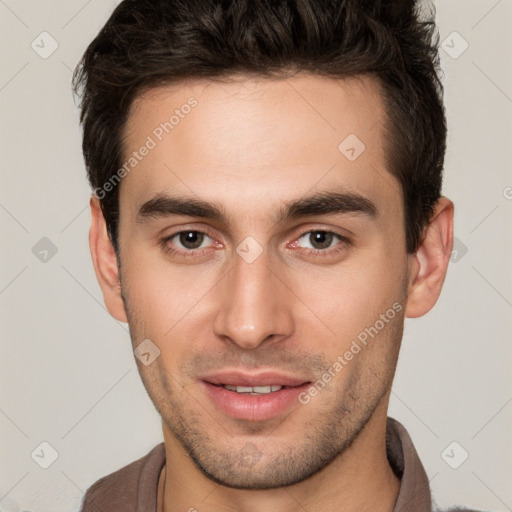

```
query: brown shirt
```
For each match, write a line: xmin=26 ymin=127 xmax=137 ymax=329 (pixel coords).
xmin=79 ymin=417 xmax=482 ymax=512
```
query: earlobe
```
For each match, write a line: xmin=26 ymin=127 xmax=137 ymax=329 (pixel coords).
xmin=405 ymin=197 xmax=454 ymax=319
xmin=89 ymin=196 xmax=128 ymax=323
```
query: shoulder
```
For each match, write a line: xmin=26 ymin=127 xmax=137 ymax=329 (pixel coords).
xmin=79 ymin=443 xmax=165 ymax=512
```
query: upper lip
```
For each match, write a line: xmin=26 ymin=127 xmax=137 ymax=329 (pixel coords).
xmin=201 ymin=370 xmax=311 ymax=387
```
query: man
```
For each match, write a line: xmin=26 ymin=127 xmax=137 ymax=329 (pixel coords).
xmin=73 ymin=1 xmax=484 ymax=511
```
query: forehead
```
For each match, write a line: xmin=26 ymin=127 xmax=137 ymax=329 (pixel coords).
xmin=119 ymin=73 xmax=400 ymax=222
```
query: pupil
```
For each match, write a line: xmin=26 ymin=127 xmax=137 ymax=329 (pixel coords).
xmin=180 ymin=231 xmax=203 ymax=249
xmin=310 ymin=231 xmax=332 ymax=249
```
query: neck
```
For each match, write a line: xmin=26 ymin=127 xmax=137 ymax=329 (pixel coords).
xmin=159 ymin=405 xmax=400 ymax=512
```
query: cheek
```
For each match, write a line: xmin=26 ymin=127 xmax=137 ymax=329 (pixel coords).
xmin=121 ymin=251 xmax=220 ymax=334
xmin=120 ymin=229 xmax=406 ymax=346
xmin=293 ymin=251 xmax=406 ymax=350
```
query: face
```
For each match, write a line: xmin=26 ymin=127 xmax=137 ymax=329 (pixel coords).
xmin=105 ymin=74 xmax=413 ymax=488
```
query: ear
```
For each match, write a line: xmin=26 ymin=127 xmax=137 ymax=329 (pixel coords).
xmin=405 ymin=197 xmax=454 ymax=318
xmin=89 ymin=196 xmax=128 ymax=323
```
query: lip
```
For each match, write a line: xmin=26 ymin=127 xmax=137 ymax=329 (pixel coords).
xmin=200 ymin=370 xmax=311 ymax=422
xmin=201 ymin=370 xmax=310 ymax=388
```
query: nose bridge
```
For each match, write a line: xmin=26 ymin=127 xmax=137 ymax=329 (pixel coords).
xmin=213 ymin=247 xmax=293 ymax=349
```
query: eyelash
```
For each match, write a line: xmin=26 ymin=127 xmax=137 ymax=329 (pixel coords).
xmin=159 ymin=228 xmax=351 ymax=259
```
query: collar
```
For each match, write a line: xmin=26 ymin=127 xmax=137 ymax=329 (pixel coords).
xmin=387 ymin=417 xmax=432 ymax=511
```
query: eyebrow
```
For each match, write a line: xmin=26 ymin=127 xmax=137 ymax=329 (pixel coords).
xmin=136 ymin=189 xmax=377 ymax=224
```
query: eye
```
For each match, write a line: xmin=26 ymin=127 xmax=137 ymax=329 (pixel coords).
xmin=160 ymin=230 xmax=215 ymax=255
xmin=293 ymin=230 xmax=350 ymax=254
xmin=175 ymin=231 xmax=210 ymax=250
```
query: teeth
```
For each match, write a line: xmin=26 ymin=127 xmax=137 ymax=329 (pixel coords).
xmin=253 ymin=385 xmax=283 ymax=393
xmin=223 ymin=385 xmax=283 ymax=394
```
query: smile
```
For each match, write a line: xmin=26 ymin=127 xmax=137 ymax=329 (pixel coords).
xmin=200 ymin=372 xmax=312 ymax=421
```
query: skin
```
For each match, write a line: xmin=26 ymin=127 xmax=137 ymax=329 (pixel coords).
xmin=89 ymin=73 xmax=453 ymax=512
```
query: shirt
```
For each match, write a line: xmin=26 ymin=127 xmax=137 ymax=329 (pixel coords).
xmin=79 ymin=417 xmax=484 ymax=512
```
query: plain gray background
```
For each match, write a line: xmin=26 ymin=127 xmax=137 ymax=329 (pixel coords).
xmin=1 ymin=1 xmax=511 ymax=511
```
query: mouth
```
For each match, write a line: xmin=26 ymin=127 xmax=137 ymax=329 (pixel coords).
xmin=218 ymin=384 xmax=293 ymax=395
xmin=199 ymin=371 xmax=312 ymax=421
xmin=213 ymin=383 xmax=304 ymax=395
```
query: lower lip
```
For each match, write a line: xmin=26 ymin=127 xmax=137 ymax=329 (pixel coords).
xmin=201 ymin=381 xmax=310 ymax=421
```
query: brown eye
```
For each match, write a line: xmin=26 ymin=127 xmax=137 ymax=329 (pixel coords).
xmin=160 ymin=228 xmax=218 ymax=258
xmin=297 ymin=231 xmax=337 ymax=250
xmin=308 ymin=231 xmax=334 ymax=250
xmin=292 ymin=230 xmax=351 ymax=258
xmin=178 ymin=231 xmax=205 ymax=249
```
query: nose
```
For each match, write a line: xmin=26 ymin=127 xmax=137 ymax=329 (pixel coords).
xmin=212 ymin=248 xmax=294 ymax=350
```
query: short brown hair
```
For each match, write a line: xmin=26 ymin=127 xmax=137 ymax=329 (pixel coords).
xmin=73 ymin=0 xmax=446 ymax=254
